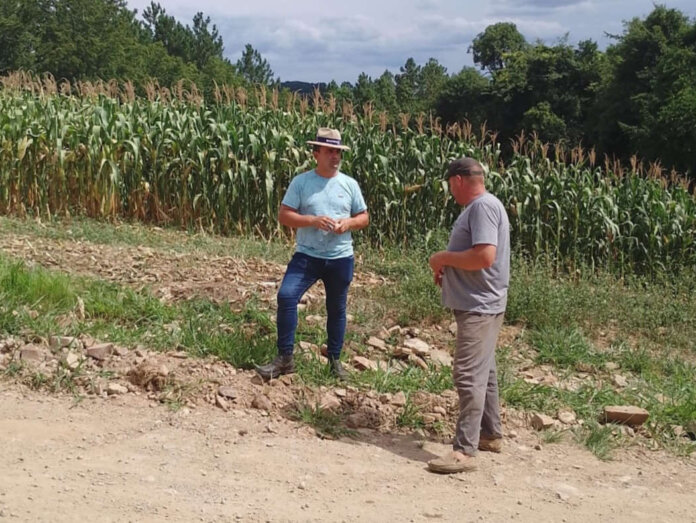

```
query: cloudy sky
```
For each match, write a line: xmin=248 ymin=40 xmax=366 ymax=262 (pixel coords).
xmin=126 ymin=0 xmax=696 ymax=83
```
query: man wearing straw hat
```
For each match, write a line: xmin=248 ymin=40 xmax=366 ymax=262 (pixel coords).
xmin=426 ymin=157 xmax=510 ymax=474
xmin=256 ymin=127 xmax=369 ymax=381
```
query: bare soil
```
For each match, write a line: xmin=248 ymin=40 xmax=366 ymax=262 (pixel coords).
xmin=1 ymin=228 xmax=695 ymax=522
xmin=2 ymin=384 xmax=695 ymax=523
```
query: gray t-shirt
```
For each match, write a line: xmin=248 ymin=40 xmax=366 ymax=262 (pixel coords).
xmin=442 ymin=192 xmax=510 ymax=314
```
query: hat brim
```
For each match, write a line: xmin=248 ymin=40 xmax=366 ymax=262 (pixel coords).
xmin=307 ymin=140 xmax=350 ymax=151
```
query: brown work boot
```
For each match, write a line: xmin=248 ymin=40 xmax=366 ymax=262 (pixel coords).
xmin=427 ymin=451 xmax=477 ymax=474
xmin=478 ymin=437 xmax=503 ymax=453
xmin=255 ymin=354 xmax=294 ymax=381
xmin=328 ymin=357 xmax=349 ymax=381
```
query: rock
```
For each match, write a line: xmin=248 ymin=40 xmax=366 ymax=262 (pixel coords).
xmin=305 ymin=315 xmax=324 ymax=325
xmin=391 ymin=391 xmax=407 ymax=407
xmin=387 ymin=325 xmax=402 ymax=335
xmin=217 ymin=386 xmax=237 ymax=400
xmin=557 ymin=410 xmax=577 ymax=425
xmin=422 ymin=414 xmax=439 ymax=424
xmin=428 ymin=349 xmax=453 ymax=367
xmin=671 ymin=425 xmax=685 ymax=437
xmin=127 ymin=362 xmax=169 ymax=390
xmin=531 ymin=413 xmax=555 ymax=431
xmin=403 ymin=337 xmax=430 ymax=357
xmin=62 ymin=351 xmax=82 ymax=370
xmin=555 ymin=483 xmax=581 ymax=502
xmin=251 ymin=394 xmax=273 ymax=411
xmin=352 ymin=356 xmax=378 ymax=371
xmin=50 ymin=336 xmax=80 ymax=350
xmin=107 ymin=383 xmax=128 ymax=395
xmin=604 ymin=362 xmax=619 ymax=371
xmin=279 ymin=374 xmax=295 ymax=386
xmin=345 ymin=412 xmax=378 ymax=429
xmin=366 ymin=337 xmax=387 ymax=350
xmin=298 ymin=341 xmax=315 ymax=352
xmin=575 ymin=362 xmax=594 ymax=373
xmin=620 ymin=426 xmax=636 ymax=437
xmin=686 ymin=421 xmax=696 ymax=438
xmin=113 ymin=345 xmax=129 ymax=357
xmin=86 ymin=343 xmax=113 ymax=361
xmin=603 ymin=406 xmax=649 ymax=426
xmin=215 ymin=396 xmax=228 ymax=410
xmin=19 ymin=344 xmax=45 ymax=362
xmin=408 ymin=354 xmax=429 ymax=371
xmin=612 ymin=374 xmax=628 ymax=388
xmin=432 ymin=406 xmax=447 ymax=416
xmin=334 ymin=388 xmax=347 ymax=398
xmin=449 ymin=322 xmax=457 ymax=336
xmin=319 ymin=393 xmax=341 ymax=411
xmin=392 ymin=346 xmax=412 ymax=358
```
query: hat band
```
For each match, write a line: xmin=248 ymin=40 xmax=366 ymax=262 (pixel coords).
xmin=316 ymin=136 xmax=342 ymax=146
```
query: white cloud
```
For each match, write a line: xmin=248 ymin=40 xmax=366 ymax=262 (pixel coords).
xmin=124 ymin=0 xmax=696 ymax=83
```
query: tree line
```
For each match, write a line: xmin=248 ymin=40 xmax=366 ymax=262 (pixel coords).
xmin=1 ymin=1 xmax=694 ymax=177
xmin=0 ymin=0 xmax=273 ymax=93
xmin=326 ymin=6 xmax=696 ymax=179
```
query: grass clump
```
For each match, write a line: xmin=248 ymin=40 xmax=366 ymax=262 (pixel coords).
xmin=291 ymin=402 xmax=355 ymax=439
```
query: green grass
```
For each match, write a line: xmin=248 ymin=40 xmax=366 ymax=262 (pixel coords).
xmin=574 ymin=422 xmax=619 ymax=461
xmin=396 ymin=399 xmax=425 ymax=430
xmin=0 ymin=254 xmax=276 ymax=368
xmin=530 ymin=326 xmax=606 ymax=369
xmin=2 ymin=215 xmax=695 ymax=456
xmin=290 ymin=402 xmax=356 ymax=439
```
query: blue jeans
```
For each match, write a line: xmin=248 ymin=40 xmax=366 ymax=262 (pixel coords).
xmin=276 ymin=252 xmax=354 ymax=360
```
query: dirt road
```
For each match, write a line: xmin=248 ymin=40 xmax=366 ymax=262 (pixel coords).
xmin=2 ymin=384 xmax=694 ymax=523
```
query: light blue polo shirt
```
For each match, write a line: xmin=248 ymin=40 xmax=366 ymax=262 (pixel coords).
xmin=282 ymin=170 xmax=367 ymax=259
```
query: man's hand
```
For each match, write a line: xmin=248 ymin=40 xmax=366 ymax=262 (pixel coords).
xmin=332 ymin=218 xmax=350 ymax=234
xmin=434 ymin=268 xmax=444 ymax=287
xmin=429 ymin=251 xmax=446 ymax=275
xmin=429 ymin=251 xmax=447 ymax=286
xmin=314 ymin=215 xmax=337 ymax=232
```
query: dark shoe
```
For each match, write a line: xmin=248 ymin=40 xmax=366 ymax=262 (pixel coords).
xmin=255 ymin=354 xmax=295 ymax=381
xmin=328 ymin=358 xmax=349 ymax=381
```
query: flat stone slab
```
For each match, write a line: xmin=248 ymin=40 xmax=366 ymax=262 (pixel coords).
xmin=603 ymin=406 xmax=649 ymax=426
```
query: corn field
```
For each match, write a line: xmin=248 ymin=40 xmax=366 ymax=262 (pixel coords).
xmin=1 ymin=76 xmax=695 ymax=275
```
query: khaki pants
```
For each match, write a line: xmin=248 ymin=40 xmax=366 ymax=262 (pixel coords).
xmin=452 ymin=310 xmax=505 ymax=456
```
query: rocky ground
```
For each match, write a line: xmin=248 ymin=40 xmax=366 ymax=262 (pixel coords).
xmin=1 ymin=225 xmax=695 ymax=521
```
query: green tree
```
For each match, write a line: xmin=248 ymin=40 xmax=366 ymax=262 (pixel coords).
xmin=373 ymin=70 xmax=398 ymax=114
xmin=470 ymin=22 xmax=527 ymax=74
xmin=395 ymin=57 xmax=421 ymax=113
xmin=419 ymin=58 xmax=448 ymax=110
xmin=353 ymin=72 xmax=375 ymax=108
xmin=236 ymin=44 xmax=275 ymax=85
xmin=435 ymin=67 xmax=489 ymax=126
xmin=592 ymin=5 xmax=696 ymax=175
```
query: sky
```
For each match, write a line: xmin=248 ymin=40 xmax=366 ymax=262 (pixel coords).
xmin=126 ymin=0 xmax=696 ymax=84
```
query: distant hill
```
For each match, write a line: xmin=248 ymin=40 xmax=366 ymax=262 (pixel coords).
xmin=280 ymin=81 xmax=328 ymax=95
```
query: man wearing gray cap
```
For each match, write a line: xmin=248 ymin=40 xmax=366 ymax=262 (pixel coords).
xmin=256 ymin=128 xmax=369 ymax=381
xmin=427 ymin=157 xmax=510 ymax=474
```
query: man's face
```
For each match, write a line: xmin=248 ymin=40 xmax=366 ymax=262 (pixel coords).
xmin=314 ymin=146 xmax=342 ymax=171
xmin=448 ymin=175 xmax=468 ymax=205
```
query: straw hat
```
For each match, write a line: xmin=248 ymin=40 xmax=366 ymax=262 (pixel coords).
xmin=306 ymin=127 xmax=350 ymax=151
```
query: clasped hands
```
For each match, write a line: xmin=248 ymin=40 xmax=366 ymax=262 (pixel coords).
xmin=314 ymin=215 xmax=350 ymax=234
